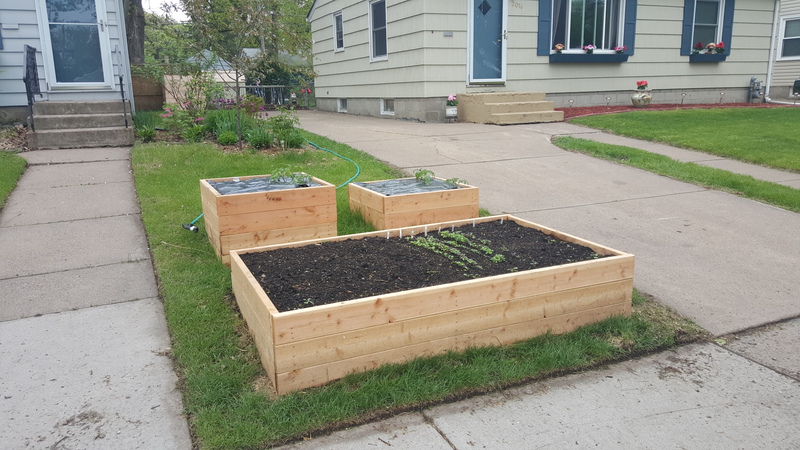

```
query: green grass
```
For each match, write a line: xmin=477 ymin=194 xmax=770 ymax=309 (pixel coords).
xmin=132 ymin=135 xmax=708 ymax=448
xmin=0 ymin=151 xmax=27 ymax=209
xmin=553 ymin=136 xmax=800 ymax=213
xmin=570 ymin=108 xmax=800 ymax=172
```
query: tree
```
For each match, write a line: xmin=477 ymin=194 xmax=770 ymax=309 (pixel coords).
xmin=123 ymin=0 xmax=146 ymax=64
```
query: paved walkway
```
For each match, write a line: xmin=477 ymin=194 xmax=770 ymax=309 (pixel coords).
xmin=0 ymin=148 xmax=191 ymax=449
xmin=275 ymin=110 xmax=800 ymax=449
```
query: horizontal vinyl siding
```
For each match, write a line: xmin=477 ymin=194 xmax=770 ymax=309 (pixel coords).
xmin=0 ymin=5 xmax=44 ymax=106
xmin=773 ymin=0 xmax=800 ymax=86
xmin=782 ymin=0 xmax=800 ymax=15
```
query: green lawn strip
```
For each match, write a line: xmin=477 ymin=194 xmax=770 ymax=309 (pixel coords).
xmin=570 ymin=108 xmax=800 ymax=172
xmin=554 ymin=136 xmax=800 ymax=213
xmin=133 ymin=137 xmax=707 ymax=449
xmin=0 ymin=151 xmax=27 ymax=209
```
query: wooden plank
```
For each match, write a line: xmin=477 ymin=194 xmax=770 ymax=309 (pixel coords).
xmin=273 ymin=302 xmax=631 ymax=394
xmin=272 ymin=280 xmax=631 ymax=373
xmin=217 ymin=204 xmax=337 ymax=235
xmin=220 ymin=223 xmax=338 ymax=256
xmin=382 ymin=187 xmax=479 ymax=213
xmin=383 ymin=204 xmax=480 ymax=229
xmin=270 ymin=255 xmax=634 ymax=344
xmin=216 ymin=184 xmax=336 ymax=216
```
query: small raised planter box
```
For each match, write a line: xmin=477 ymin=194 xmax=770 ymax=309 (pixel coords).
xmin=230 ymin=215 xmax=634 ymax=394
xmin=200 ymin=174 xmax=337 ymax=265
xmin=348 ymin=177 xmax=479 ymax=230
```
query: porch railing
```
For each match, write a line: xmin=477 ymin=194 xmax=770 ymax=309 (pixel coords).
xmin=23 ymin=45 xmax=41 ymax=131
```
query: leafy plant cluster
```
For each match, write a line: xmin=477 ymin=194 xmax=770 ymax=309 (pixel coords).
xmin=408 ymin=230 xmax=507 ymax=275
xmin=414 ymin=168 xmax=468 ymax=187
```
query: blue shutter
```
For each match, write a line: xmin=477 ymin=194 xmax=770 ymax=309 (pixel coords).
xmin=538 ymin=0 xmax=552 ymax=56
xmin=721 ymin=0 xmax=735 ymax=51
xmin=623 ymin=0 xmax=638 ymax=54
xmin=680 ymin=0 xmax=695 ymax=56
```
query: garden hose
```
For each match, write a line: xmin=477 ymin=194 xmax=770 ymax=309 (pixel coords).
xmin=182 ymin=141 xmax=360 ymax=231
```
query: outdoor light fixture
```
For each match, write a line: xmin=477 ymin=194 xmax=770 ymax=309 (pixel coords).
xmin=568 ymin=99 xmax=574 ymax=107
xmin=605 ymin=96 xmax=611 ymax=106
xmin=720 ymin=92 xmax=725 ymax=103
xmin=681 ymin=93 xmax=686 ymax=104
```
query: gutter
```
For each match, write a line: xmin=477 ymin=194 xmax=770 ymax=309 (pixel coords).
xmin=764 ymin=0 xmax=799 ymax=105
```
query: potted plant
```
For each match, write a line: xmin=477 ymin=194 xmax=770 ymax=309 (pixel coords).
xmin=554 ymin=43 xmax=565 ymax=53
xmin=583 ymin=44 xmax=596 ymax=54
xmin=631 ymin=80 xmax=652 ymax=108
xmin=614 ymin=45 xmax=627 ymax=54
xmin=349 ymin=168 xmax=479 ymax=230
xmin=445 ymin=93 xmax=458 ymax=119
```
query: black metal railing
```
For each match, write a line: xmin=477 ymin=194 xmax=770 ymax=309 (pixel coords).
xmin=23 ymin=45 xmax=41 ymax=131
xmin=119 ymin=75 xmax=129 ymax=128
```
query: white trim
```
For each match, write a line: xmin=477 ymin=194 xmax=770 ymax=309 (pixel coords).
xmin=778 ymin=15 xmax=800 ymax=60
xmin=337 ymin=98 xmax=348 ymax=112
xmin=691 ymin=0 xmax=726 ymax=48
xmin=467 ymin=0 xmax=508 ymax=85
xmin=369 ymin=0 xmax=388 ymax=62
xmin=380 ymin=98 xmax=395 ymax=115
xmin=35 ymin=0 xmax=115 ymax=91
xmin=333 ymin=10 xmax=344 ymax=52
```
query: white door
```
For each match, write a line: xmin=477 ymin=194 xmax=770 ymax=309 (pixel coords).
xmin=37 ymin=0 xmax=114 ymax=89
xmin=468 ymin=0 xmax=507 ymax=84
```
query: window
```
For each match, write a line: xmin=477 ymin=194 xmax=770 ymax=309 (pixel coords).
xmin=381 ymin=99 xmax=395 ymax=115
xmin=538 ymin=0 xmax=637 ymax=62
xmin=781 ymin=18 xmax=800 ymax=59
xmin=681 ymin=0 xmax=735 ymax=58
xmin=338 ymin=99 xmax=348 ymax=112
xmin=369 ymin=0 xmax=387 ymax=60
xmin=333 ymin=11 xmax=344 ymax=52
xmin=552 ymin=0 xmax=624 ymax=51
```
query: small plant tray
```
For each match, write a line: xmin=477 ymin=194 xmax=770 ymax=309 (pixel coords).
xmin=230 ymin=215 xmax=634 ymax=394
xmin=348 ymin=177 xmax=479 ymax=230
xmin=200 ymin=174 xmax=337 ymax=265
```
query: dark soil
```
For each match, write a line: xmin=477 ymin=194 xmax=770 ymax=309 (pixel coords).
xmin=240 ymin=220 xmax=606 ymax=312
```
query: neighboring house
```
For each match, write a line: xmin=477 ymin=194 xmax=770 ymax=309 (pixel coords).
xmin=767 ymin=0 xmax=800 ymax=101
xmin=0 ymin=0 xmax=134 ymax=125
xmin=307 ymin=0 xmax=790 ymax=123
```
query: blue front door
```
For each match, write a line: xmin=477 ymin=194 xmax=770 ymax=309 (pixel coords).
xmin=470 ymin=0 xmax=506 ymax=83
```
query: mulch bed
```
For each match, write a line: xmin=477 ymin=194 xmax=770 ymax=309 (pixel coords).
xmin=239 ymin=220 xmax=605 ymax=312
xmin=557 ymin=102 xmax=790 ymax=120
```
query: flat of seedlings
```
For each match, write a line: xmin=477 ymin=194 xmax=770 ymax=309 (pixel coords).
xmin=240 ymin=220 xmax=605 ymax=312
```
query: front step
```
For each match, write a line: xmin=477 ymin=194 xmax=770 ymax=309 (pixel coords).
xmin=459 ymin=92 xmax=564 ymax=125
xmin=28 ymin=127 xmax=135 ymax=149
xmin=33 ymin=113 xmax=130 ymax=130
xmin=32 ymin=100 xmax=128 ymax=115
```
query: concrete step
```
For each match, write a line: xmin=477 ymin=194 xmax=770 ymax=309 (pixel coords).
xmin=485 ymin=111 xmax=565 ymax=125
xmin=28 ymin=127 xmax=135 ymax=149
xmin=32 ymin=113 xmax=130 ymax=131
xmin=32 ymin=100 xmax=129 ymax=115
xmin=483 ymin=101 xmax=557 ymax=114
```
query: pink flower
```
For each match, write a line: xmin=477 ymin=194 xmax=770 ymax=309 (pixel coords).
xmin=194 ymin=117 xmax=205 ymax=122
xmin=448 ymin=94 xmax=457 ymax=102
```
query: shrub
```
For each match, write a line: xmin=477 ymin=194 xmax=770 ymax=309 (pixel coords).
xmin=160 ymin=103 xmax=193 ymax=133
xmin=267 ymin=106 xmax=300 ymax=133
xmin=217 ymin=130 xmax=238 ymax=146
xmin=245 ymin=126 xmax=273 ymax=149
xmin=275 ymin=130 xmax=305 ymax=149
xmin=183 ymin=124 xmax=206 ymax=143
xmin=138 ymin=126 xmax=156 ymax=142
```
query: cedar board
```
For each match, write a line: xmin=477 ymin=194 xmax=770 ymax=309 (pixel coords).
xmin=230 ymin=215 xmax=634 ymax=394
xmin=200 ymin=174 xmax=337 ymax=265
xmin=349 ymin=177 xmax=479 ymax=229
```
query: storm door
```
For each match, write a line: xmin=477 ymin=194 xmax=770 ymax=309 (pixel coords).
xmin=37 ymin=0 xmax=114 ymax=89
xmin=468 ymin=0 xmax=507 ymax=84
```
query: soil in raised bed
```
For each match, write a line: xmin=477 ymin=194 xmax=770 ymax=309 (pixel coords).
xmin=239 ymin=221 xmax=607 ymax=312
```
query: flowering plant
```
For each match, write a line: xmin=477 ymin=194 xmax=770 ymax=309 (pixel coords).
xmin=714 ymin=41 xmax=725 ymax=53
xmin=636 ymin=80 xmax=649 ymax=90
xmin=446 ymin=93 xmax=458 ymax=107
xmin=554 ymin=43 xmax=564 ymax=53
xmin=614 ymin=45 xmax=627 ymax=54
xmin=583 ymin=44 xmax=596 ymax=53
xmin=693 ymin=41 xmax=725 ymax=54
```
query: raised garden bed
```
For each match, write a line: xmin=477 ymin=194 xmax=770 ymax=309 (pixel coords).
xmin=348 ymin=177 xmax=479 ymax=230
xmin=230 ymin=215 xmax=635 ymax=394
xmin=200 ymin=174 xmax=337 ymax=265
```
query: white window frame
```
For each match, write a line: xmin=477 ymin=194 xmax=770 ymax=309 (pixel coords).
xmin=333 ymin=11 xmax=344 ymax=52
xmin=369 ymin=0 xmax=388 ymax=61
xmin=779 ymin=16 xmax=800 ymax=61
xmin=380 ymin=99 xmax=395 ymax=115
xmin=337 ymin=98 xmax=348 ymax=112
xmin=551 ymin=0 xmax=626 ymax=53
xmin=691 ymin=0 xmax=724 ymax=49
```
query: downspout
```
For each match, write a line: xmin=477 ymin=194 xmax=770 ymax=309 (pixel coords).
xmin=764 ymin=0 xmax=799 ymax=105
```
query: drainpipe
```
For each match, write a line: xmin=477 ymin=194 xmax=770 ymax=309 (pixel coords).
xmin=764 ymin=0 xmax=799 ymax=105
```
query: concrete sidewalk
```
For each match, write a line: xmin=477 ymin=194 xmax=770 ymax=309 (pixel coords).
xmin=0 ymin=148 xmax=191 ymax=449
xmin=278 ymin=110 xmax=800 ymax=449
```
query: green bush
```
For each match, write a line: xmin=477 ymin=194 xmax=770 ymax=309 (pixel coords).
xmin=275 ymin=130 xmax=305 ymax=149
xmin=217 ymin=130 xmax=238 ymax=146
xmin=138 ymin=126 xmax=156 ymax=142
xmin=267 ymin=106 xmax=300 ymax=133
xmin=245 ymin=126 xmax=273 ymax=149
xmin=182 ymin=125 xmax=206 ymax=143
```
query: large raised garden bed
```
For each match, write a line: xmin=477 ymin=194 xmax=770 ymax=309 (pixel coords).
xmin=348 ymin=177 xmax=479 ymax=230
xmin=200 ymin=174 xmax=337 ymax=265
xmin=230 ymin=215 xmax=634 ymax=394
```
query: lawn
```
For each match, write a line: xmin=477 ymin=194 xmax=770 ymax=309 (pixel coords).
xmin=0 ymin=151 xmax=27 ymax=209
xmin=569 ymin=107 xmax=800 ymax=172
xmin=132 ymin=132 xmax=707 ymax=448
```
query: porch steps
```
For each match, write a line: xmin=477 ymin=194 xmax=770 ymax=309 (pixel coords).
xmin=458 ymin=92 xmax=564 ymax=125
xmin=27 ymin=101 xmax=134 ymax=149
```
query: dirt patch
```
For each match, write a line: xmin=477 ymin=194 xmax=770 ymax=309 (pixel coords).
xmin=0 ymin=125 xmax=29 ymax=151
xmin=558 ymin=102 xmax=790 ymax=120
xmin=239 ymin=220 xmax=607 ymax=312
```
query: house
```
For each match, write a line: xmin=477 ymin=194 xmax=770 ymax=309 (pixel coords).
xmin=0 ymin=0 xmax=135 ymax=147
xmin=307 ymin=0 xmax=790 ymax=123
xmin=767 ymin=0 xmax=800 ymax=102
